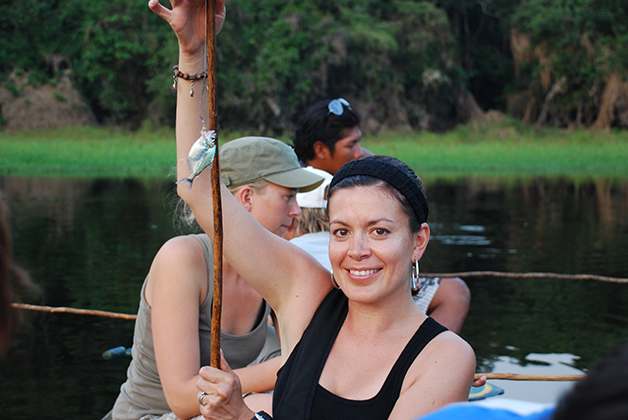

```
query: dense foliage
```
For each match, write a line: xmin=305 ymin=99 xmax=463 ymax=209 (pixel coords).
xmin=1 ymin=0 xmax=626 ymax=132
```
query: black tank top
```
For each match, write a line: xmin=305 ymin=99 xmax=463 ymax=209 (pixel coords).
xmin=273 ymin=289 xmax=447 ymax=420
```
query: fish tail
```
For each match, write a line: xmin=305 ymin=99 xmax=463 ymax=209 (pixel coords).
xmin=176 ymin=177 xmax=194 ymax=190
xmin=176 ymin=157 xmax=195 ymax=189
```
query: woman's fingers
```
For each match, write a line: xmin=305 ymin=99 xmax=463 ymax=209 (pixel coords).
xmin=220 ymin=349 xmax=234 ymax=374
xmin=148 ymin=0 xmax=171 ymax=21
xmin=197 ymin=364 xmax=247 ymax=420
xmin=472 ymin=375 xmax=487 ymax=387
xmin=197 ymin=361 xmax=240 ymax=396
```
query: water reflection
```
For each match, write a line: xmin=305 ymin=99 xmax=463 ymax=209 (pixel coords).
xmin=1 ymin=175 xmax=627 ymax=419
xmin=432 ymin=234 xmax=492 ymax=246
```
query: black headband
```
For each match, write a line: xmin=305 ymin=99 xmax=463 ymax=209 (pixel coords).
xmin=329 ymin=158 xmax=429 ymax=223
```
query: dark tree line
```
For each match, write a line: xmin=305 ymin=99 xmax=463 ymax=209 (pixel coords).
xmin=1 ymin=0 xmax=627 ymax=133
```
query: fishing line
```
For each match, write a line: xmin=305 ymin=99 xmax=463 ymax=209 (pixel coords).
xmin=198 ymin=31 xmax=209 ymax=135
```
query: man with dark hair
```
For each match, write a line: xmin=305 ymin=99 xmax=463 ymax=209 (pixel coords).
xmin=292 ymin=98 xmax=372 ymax=175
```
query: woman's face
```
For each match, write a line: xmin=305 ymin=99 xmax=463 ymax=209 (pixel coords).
xmin=248 ymin=183 xmax=301 ymax=237
xmin=328 ymin=185 xmax=429 ymax=303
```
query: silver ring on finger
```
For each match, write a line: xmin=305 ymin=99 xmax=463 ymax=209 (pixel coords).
xmin=198 ymin=391 xmax=208 ymax=405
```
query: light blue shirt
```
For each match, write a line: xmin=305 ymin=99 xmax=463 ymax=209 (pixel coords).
xmin=416 ymin=404 xmax=555 ymax=420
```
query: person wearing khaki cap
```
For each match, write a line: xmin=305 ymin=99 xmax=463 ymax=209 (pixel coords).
xmin=107 ymin=136 xmax=323 ymax=420
xmin=219 ymin=137 xmax=323 ymax=237
xmin=221 ymin=137 xmax=323 ymax=192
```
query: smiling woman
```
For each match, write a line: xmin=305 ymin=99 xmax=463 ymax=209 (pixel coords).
xmin=187 ymin=154 xmax=475 ymax=420
xmin=326 ymin=157 xmax=429 ymax=302
xmin=163 ymin=1 xmax=476 ymax=418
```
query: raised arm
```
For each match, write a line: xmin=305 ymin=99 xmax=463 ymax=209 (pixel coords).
xmin=151 ymin=0 xmax=330 ymax=345
xmin=148 ymin=0 xmax=224 ymax=181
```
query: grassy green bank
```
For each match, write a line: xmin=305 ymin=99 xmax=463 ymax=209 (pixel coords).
xmin=1 ymin=121 xmax=628 ymax=179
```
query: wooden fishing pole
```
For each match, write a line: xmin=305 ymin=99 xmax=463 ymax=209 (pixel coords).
xmin=206 ymin=0 xmax=223 ymax=369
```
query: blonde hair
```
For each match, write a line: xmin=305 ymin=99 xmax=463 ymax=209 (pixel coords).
xmin=230 ymin=179 xmax=269 ymax=196
xmin=175 ymin=180 xmax=270 ymax=233
xmin=291 ymin=207 xmax=329 ymax=238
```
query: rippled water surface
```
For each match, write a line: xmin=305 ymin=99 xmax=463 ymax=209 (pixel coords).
xmin=1 ymin=175 xmax=627 ymax=419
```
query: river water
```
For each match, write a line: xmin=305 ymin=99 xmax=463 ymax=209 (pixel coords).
xmin=1 ymin=175 xmax=627 ymax=418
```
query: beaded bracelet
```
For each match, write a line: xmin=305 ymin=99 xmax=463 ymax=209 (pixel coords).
xmin=172 ymin=65 xmax=208 ymax=97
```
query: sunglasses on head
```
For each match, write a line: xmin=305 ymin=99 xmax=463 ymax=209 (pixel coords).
xmin=327 ymin=98 xmax=352 ymax=116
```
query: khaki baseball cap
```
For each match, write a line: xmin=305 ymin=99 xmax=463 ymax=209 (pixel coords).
xmin=220 ymin=137 xmax=324 ymax=192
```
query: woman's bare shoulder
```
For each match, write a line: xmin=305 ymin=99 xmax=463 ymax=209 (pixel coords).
xmin=428 ymin=330 xmax=475 ymax=364
xmin=392 ymin=331 xmax=475 ymax=419
xmin=153 ymin=235 xmax=206 ymax=265
xmin=406 ymin=329 xmax=476 ymax=390
xmin=147 ymin=235 xmax=209 ymax=298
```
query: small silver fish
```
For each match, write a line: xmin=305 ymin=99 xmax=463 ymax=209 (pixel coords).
xmin=177 ymin=129 xmax=217 ymax=188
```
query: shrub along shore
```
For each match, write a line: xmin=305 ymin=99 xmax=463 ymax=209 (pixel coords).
xmin=1 ymin=122 xmax=628 ymax=179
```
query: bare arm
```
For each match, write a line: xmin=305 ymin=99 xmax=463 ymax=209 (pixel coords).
xmin=235 ymin=356 xmax=282 ymax=394
xmin=427 ymin=277 xmax=471 ymax=334
xmin=155 ymin=0 xmax=330 ymax=348
xmin=149 ymin=237 xmax=281 ymax=417
xmin=148 ymin=236 xmax=210 ymax=419
xmin=150 ymin=3 xmax=329 ymax=417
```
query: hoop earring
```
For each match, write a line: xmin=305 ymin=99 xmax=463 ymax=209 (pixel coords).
xmin=411 ymin=261 xmax=420 ymax=293
xmin=331 ymin=272 xmax=341 ymax=289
